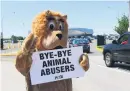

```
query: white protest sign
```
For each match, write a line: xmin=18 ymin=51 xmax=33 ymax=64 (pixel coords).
xmin=30 ymin=46 xmax=85 ymax=85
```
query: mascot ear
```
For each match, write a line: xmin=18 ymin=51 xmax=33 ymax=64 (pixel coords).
xmin=45 ymin=10 xmax=52 ymax=17
xmin=63 ymin=15 xmax=67 ymax=20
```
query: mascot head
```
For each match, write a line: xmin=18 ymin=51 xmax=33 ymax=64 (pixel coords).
xmin=32 ymin=10 xmax=68 ymax=50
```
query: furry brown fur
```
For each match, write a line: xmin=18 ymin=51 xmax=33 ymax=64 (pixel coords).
xmin=32 ymin=10 xmax=68 ymax=50
xmin=15 ymin=10 xmax=89 ymax=91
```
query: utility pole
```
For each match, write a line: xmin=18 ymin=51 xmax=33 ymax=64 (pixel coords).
xmin=0 ymin=12 xmax=16 ymax=49
xmin=1 ymin=17 xmax=4 ymax=49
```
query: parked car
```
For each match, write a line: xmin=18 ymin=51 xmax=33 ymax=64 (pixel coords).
xmin=72 ymin=39 xmax=90 ymax=53
xmin=103 ymin=32 xmax=130 ymax=67
xmin=81 ymin=37 xmax=92 ymax=43
xmin=86 ymin=37 xmax=92 ymax=43
xmin=68 ymin=38 xmax=75 ymax=47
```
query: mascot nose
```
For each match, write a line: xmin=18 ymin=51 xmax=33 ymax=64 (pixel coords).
xmin=56 ymin=34 xmax=62 ymax=40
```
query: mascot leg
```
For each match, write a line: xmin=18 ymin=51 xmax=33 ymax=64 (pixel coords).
xmin=25 ymin=74 xmax=32 ymax=91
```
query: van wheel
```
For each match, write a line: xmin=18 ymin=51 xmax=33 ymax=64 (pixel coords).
xmin=105 ymin=52 xmax=114 ymax=67
xmin=87 ymin=48 xmax=90 ymax=53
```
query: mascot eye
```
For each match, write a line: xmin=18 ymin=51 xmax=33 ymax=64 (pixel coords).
xmin=59 ymin=22 xmax=64 ymax=31
xmin=48 ymin=22 xmax=55 ymax=30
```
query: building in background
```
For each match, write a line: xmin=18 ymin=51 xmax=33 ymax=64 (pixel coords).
xmin=68 ymin=28 xmax=93 ymax=38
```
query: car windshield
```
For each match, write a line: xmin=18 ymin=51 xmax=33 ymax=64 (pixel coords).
xmin=73 ymin=40 xmax=89 ymax=44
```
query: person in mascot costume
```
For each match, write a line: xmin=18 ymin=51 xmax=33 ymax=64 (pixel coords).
xmin=15 ymin=10 xmax=89 ymax=91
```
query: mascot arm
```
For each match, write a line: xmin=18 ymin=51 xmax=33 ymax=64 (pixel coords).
xmin=15 ymin=33 xmax=37 ymax=76
xmin=79 ymin=53 xmax=89 ymax=71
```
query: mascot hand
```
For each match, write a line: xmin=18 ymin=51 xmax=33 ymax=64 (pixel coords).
xmin=79 ymin=53 xmax=89 ymax=71
xmin=22 ymin=33 xmax=37 ymax=55
xmin=15 ymin=33 xmax=37 ymax=76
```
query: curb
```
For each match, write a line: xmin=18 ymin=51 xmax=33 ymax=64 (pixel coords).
xmin=0 ymin=53 xmax=17 ymax=63
xmin=96 ymin=46 xmax=103 ymax=52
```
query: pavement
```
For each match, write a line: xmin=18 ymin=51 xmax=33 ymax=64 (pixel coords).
xmin=1 ymin=56 xmax=26 ymax=91
xmin=1 ymin=55 xmax=130 ymax=91
xmin=0 ymin=43 xmax=21 ymax=56
xmin=0 ymin=47 xmax=20 ymax=56
xmin=1 ymin=40 xmax=130 ymax=91
xmin=73 ymin=56 xmax=130 ymax=91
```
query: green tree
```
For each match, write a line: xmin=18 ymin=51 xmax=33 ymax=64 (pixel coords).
xmin=17 ymin=36 xmax=24 ymax=40
xmin=11 ymin=35 xmax=18 ymax=43
xmin=114 ymin=15 xmax=129 ymax=35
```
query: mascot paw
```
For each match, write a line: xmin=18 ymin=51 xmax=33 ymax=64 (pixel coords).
xmin=79 ymin=53 xmax=89 ymax=71
xmin=22 ymin=33 xmax=37 ymax=55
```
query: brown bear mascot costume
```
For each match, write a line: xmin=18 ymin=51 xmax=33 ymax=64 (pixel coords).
xmin=15 ymin=10 xmax=89 ymax=91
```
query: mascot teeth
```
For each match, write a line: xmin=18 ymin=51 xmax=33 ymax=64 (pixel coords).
xmin=54 ymin=46 xmax=63 ymax=49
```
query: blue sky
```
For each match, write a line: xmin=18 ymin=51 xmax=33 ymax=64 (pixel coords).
xmin=1 ymin=1 xmax=129 ymax=38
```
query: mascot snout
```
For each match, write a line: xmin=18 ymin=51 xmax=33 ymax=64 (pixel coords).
xmin=56 ymin=33 xmax=62 ymax=40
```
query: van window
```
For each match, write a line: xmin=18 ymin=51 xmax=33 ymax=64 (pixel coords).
xmin=118 ymin=34 xmax=129 ymax=45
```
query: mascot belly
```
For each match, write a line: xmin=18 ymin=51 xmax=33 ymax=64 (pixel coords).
xmin=15 ymin=10 xmax=89 ymax=91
